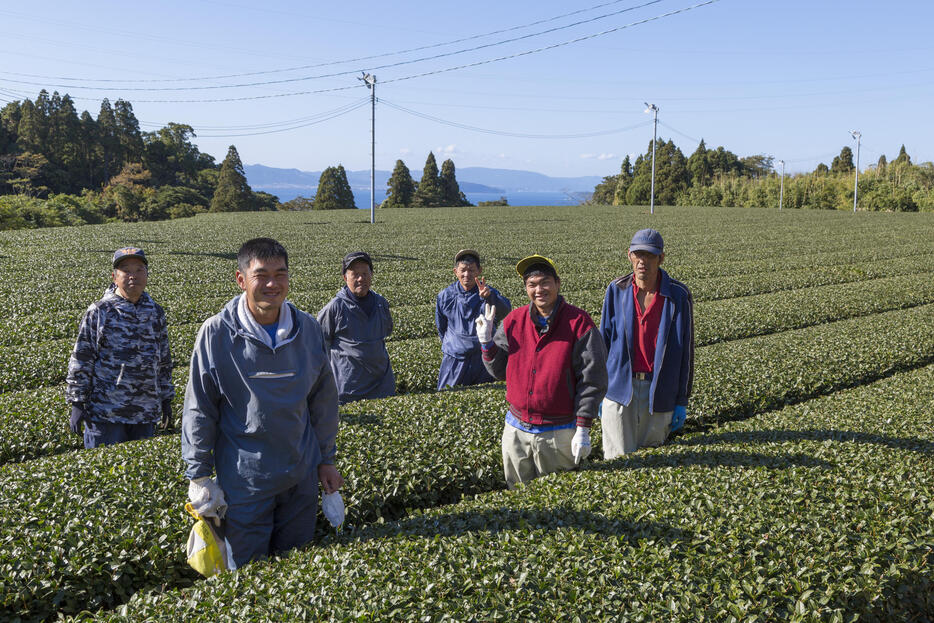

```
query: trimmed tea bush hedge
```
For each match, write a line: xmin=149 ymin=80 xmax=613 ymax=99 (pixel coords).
xmin=96 ymin=364 xmax=934 ymax=622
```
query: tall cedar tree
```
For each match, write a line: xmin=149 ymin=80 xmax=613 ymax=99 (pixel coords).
xmin=313 ymin=164 xmax=356 ymax=210
xmin=894 ymin=145 xmax=911 ymax=166
xmin=611 ymin=155 xmax=633 ymax=205
xmin=382 ymin=159 xmax=415 ymax=208
xmin=211 ymin=145 xmax=254 ymax=212
xmin=439 ymin=158 xmax=471 ymax=206
xmin=412 ymin=152 xmax=443 ymax=207
xmin=831 ymin=146 xmax=855 ymax=174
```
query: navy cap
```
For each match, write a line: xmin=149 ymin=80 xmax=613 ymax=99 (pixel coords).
xmin=112 ymin=247 xmax=147 ymax=268
xmin=342 ymin=251 xmax=373 ymax=273
xmin=629 ymin=229 xmax=664 ymax=255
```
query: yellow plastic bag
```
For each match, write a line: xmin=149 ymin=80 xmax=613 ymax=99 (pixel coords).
xmin=185 ymin=503 xmax=228 ymax=577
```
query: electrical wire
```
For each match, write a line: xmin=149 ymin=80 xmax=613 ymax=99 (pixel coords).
xmin=381 ymin=99 xmax=653 ymax=139
xmin=0 ymin=0 xmax=664 ymax=84
xmin=0 ymin=0 xmax=677 ymax=92
xmin=106 ymin=0 xmax=719 ymax=104
xmin=193 ymin=99 xmax=371 ymax=137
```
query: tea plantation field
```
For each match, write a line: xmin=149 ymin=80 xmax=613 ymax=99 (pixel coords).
xmin=0 ymin=205 xmax=931 ymax=622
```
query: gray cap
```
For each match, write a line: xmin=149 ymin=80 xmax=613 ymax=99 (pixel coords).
xmin=629 ymin=229 xmax=664 ymax=255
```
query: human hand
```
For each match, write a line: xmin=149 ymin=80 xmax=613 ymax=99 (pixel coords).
xmin=161 ymin=399 xmax=173 ymax=429
xmin=318 ymin=463 xmax=344 ymax=495
xmin=188 ymin=477 xmax=228 ymax=526
xmin=671 ymin=405 xmax=687 ymax=432
xmin=474 ymin=303 xmax=496 ymax=344
xmin=571 ymin=426 xmax=591 ymax=464
xmin=475 ymin=276 xmax=491 ymax=299
xmin=69 ymin=404 xmax=86 ymax=435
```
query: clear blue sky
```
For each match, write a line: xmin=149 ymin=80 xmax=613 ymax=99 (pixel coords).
xmin=1 ymin=1 xmax=932 ymax=177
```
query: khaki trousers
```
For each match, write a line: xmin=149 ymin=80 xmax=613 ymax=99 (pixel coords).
xmin=502 ymin=424 xmax=577 ymax=489
xmin=602 ymin=379 xmax=673 ymax=460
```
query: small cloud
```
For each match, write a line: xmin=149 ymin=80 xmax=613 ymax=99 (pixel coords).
xmin=497 ymin=153 xmax=507 ymax=159
xmin=597 ymin=153 xmax=617 ymax=160
xmin=435 ymin=144 xmax=458 ymax=155
xmin=580 ymin=153 xmax=596 ymax=160
xmin=399 ymin=148 xmax=411 ymax=155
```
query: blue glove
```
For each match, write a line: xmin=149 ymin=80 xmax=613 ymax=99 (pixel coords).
xmin=671 ymin=405 xmax=687 ymax=432
xmin=69 ymin=404 xmax=86 ymax=435
xmin=161 ymin=399 xmax=173 ymax=429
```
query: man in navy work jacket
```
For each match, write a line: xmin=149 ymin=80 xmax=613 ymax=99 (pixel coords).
xmin=317 ymin=251 xmax=395 ymax=404
xmin=435 ymin=249 xmax=511 ymax=390
xmin=599 ymin=228 xmax=694 ymax=459
xmin=478 ymin=255 xmax=607 ymax=488
xmin=182 ymin=238 xmax=343 ymax=570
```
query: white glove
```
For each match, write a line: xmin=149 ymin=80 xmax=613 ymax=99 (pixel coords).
xmin=474 ymin=303 xmax=496 ymax=344
xmin=322 ymin=491 xmax=345 ymax=528
xmin=188 ymin=477 xmax=228 ymax=526
xmin=571 ymin=426 xmax=592 ymax=465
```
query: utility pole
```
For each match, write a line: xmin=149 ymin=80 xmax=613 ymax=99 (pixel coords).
xmin=777 ymin=159 xmax=785 ymax=210
xmin=644 ymin=103 xmax=659 ymax=215
xmin=359 ymin=73 xmax=377 ymax=224
xmin=850 ymin=130 xmax=861 ymax=212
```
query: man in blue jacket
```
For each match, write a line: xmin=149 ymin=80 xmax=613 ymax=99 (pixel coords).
xmin=599 ymin=229 xmax=694 ymax=459
xmin=317 ymin=251 xmax=395 ymax=404
xmin=182 ymin=238 xmax=343 ymax=570
xmin=435 ymin=249 xmax=511 ymax=390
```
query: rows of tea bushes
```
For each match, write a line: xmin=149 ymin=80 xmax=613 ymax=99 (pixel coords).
xmin=5 ymin=298 xmax=934 ymax=619
xmin=0 ymin=323 xmax=200 ymax=394
xmin=91 ymin=363 xmax=934 ymax=622
xmin=5 ymin=302 xmax=934 ymax=466
xmin=0 ymin=367 xmax=189 ymax=465
xmin=4 ymin=267 xmax=934 ymax=397
xmin=0 ymin=387 xmax=508 ymax=621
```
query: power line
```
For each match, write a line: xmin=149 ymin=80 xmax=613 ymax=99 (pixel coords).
xmin=382 ymin=99 xmax=653 ymax=139
xmin=0 ymin=0 xmax=674 ymax=92
xmin=193 ymin=99 xmax=371 ymax=137
xmin=658 ymin=120 xmax=700 ymax=144
xmin=141 ymin=98 xmax=371 ymax=132
xmin=0 ymin=0 xmax=663 ymax=85
xmin=5 ymin=1 xmax=716 ymax=105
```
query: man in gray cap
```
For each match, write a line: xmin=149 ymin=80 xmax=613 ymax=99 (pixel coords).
xmin=317 ymin=251 xmax=395 ymax=404
xmin=65 ymin=246 xmax=174 ymax=448
xmin=599 ymin=229 xmax=694 ymax=458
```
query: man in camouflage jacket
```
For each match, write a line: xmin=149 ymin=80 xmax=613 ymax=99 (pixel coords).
xmin=65 ymin=247 xmax=174 ymax=448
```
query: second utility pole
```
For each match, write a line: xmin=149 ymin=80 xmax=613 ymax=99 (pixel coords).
xmin=360 ymin=73 xmax=377 ymax=224
xmin=644 ymin=103 xmax=659 ymax=215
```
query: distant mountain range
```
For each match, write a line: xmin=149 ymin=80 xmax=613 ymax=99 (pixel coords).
xmin=244 ymin=164 xmax=603 ymax=199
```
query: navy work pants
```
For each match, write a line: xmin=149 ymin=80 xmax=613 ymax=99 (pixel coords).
xmin=221 ymin=472 xmax=319 ymax=570
xmin=83 ymin=420 xmax=155 ymax=449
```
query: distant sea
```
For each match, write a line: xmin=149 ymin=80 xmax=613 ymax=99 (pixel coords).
xmin=262 ymin=188 xmax=585 ymax=207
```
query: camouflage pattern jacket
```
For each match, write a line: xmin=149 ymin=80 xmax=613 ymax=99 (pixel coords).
xmin=65 ymin=285 xmax=174 ymax=424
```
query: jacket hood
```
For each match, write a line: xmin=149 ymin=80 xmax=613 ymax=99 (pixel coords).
xmin=218 ymin=294 xmax=301 ymax=344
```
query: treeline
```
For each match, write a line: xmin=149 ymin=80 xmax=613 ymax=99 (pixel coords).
xmin=279 ymin=152 xmax=474 ymax=211
xmin=381 ymin=152 xmax=471 ymax=208
xmin=591 ymin=139 xmax=934 ymax=211
xmin=0 ymin=91 xmax=276 ymax=230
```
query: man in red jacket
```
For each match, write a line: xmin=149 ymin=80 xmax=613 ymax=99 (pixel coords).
xmin=478 ymin=255 xmax=607 ymax=488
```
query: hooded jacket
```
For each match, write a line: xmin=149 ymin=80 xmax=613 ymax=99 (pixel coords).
xmin=65 ymin=285 xmax=174 ymax=424
xmin=600 ymin=269 xmax=694 ymax=414
xmin=182 ymin=295 xmax=338 ymax=504
xmin=435 ymin=282 xmax=510 ymax=359
xmin=317 ymin=286 xmax=395 ymax=404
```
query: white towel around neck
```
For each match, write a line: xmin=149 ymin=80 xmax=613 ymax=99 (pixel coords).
xmin=237 ymin=294 xmax=293 ymax=348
